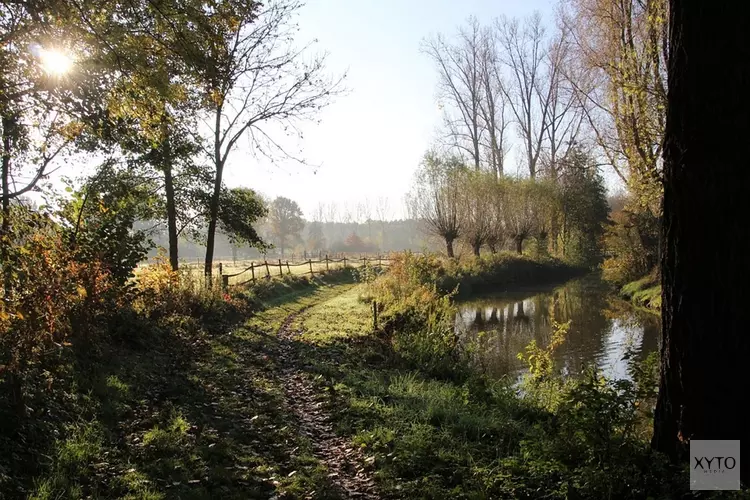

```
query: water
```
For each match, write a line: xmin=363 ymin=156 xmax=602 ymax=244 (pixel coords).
xmin=455 ymin=274 xmax=660 ymax=381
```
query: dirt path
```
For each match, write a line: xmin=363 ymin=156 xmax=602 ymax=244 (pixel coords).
xmin=277 ymin=310 xmax=380 ymax=499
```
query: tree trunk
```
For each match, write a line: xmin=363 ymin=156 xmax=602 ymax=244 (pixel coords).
xmin=445 ymin=238 xmax=455 ymax=258
xmin=204 ymin=107 xmax=224 ymax=285
xmin=1 ymin=114 xmax=13 ymax=296
xmin=515 ymin=237 xmax=523 ymax=254
xmin=472 ymin=242 xmax=481 ymax=256
xmin=652 ymin=0 xmax=750 ymax=483
xmin=163 ymin=156 xmax=179 ymax=272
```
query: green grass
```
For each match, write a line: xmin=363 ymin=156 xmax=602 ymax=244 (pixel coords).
xmin=621 ymin=272 xmax=661 ymax=312
xmin=295 ymin=286 xmax=374 ymax=344
xmin=3 ymin=271 xmax=359 ymax=500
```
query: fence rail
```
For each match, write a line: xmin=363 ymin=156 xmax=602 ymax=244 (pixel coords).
xmin=219 ymin=254 xmax=392 ymax=289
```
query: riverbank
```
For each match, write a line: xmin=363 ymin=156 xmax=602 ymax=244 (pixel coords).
xmin=620 ymin=271 xmax=661 ymax=313
xmin=385 ymin=251 xmax=586 ymax=299
xmin=292 ymin=282 xmax=687 ymax=498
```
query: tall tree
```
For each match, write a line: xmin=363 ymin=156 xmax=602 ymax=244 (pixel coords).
xmin=562 ymin=0 xmax=667 ymax=211
xmin=496 ymin=13 xmax=552 ymax=178
xmin=422 ymin=17 xmax=484 ymax=170
xmin=268 ymin=196 xmax=304 ymax=257
xmin=652 ymin=0 xmax=750 ymax=483
xmin=196 ymin=0 xmax=343 ymax=282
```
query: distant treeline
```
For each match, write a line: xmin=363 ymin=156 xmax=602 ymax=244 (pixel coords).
xmin=139 ymin=219 xmax=440 ymax=262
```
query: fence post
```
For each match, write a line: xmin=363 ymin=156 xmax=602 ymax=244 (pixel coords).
xmin=219 ymin=262 xmax=223 ymax=279
xmin=222 ymin=274 xmax=229 ymax=290
xmin=264 ymin=260 xmax=270 ymax=278
xmin=378 ymin=255 xmax=382 ymax=267
xmin=251 ymin=263 xmax=256 ymax=282
xmin=343 ymin=256 xmax=347 ymax=268
xmin=372 ymin=300 xmax=378 ymax=331
xmin=309 ymin=259 xmax=314 ymax=275
xmin=278 ymin=259 xmax=283 ymax=277
xmin=362 ymin=256 xmax=366 ymax=268
xmin=286 ymin=261 xmax=291 ymax=274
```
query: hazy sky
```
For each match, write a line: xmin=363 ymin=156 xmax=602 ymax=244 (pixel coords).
xmin=222 ymin=0 xmax=557 ymax=220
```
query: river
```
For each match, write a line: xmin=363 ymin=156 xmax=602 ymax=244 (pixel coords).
xmin=455 ymin=274 xmax=660 ymax=381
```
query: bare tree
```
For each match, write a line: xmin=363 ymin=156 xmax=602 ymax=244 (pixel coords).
xmin=478 ymin=26 xmax=510 ymax=177
xmin=324 ymin=202 xmax=338 ymax=224
xmin=422 ymin=17 xmax=484 ymax=170
xmin=408 ymin=152 xmax=465 ymax=257
xmin=197 ymin=0 xmax=344 ymax=281
xmin=496 ymin=12 xmax=553 ymax=178
xmin=375 ymin=196 xmax=390 ymax=250
xmin=541 ymin=25 xmax=583 ymax=177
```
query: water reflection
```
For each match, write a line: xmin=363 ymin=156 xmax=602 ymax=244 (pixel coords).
xmin=456 ymin=275 xmax=660 ymax=381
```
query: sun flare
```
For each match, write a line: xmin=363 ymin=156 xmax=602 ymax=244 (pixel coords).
xmin=40 ymin=48 xmax=74 ymax=76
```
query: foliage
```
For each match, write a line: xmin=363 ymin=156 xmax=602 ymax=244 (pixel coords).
xmin=602 ymin=203 xmax=660 ymax=284
xmin=557 ymin=147 xmax=610 ymax=266
xmin=268 ymin=196 xmax=305 ymax=256
xmin=215 ymin=187 xmax=268 ymax=249
xmin=60 ymin=169 xmax=155 ymax=286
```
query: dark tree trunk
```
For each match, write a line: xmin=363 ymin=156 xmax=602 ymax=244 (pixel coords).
xmin=652 ymin=0 xmax=750 ymax=483
xmin=204 ymin=107 xmax=224 ymax=285
xmin=515 ymin=237 xmax=523 ymax=254
xmin=1 ymin=114 xmax=13 ymax=296
xmin=445 ymin=238 xmax=455 ymax=258
xmin=472 ymin=242 xmax=481 ymax=256
xmin=163 ymin=157 xmax=179 ymax=272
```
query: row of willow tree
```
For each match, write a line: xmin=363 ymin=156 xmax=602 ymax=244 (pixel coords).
xmin=422 ymin=0 xmax=666 ymax=281
xmin=409 ymin=146 xmax=609 ymax=267
xmin=1 ymin=0 xmax=341 ymax=286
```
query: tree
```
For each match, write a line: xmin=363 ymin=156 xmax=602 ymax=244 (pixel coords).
xmin=496 ymin=13 xmax=552 ymax=178
xmin=1 ymin=1 xmax=88 ymax=289
xmin=652 ymin=0 xmax=750 ymax=483
xmin=459 ymin=170 xmax=493 ymax=256
xmin=423 ymin=17 xmax=484 ymax=171
xmin=486 ymin=179 xmax=508 ymax=253
xmin=478 ymin=25 xmax=509 ymax=177
xmin=408 ymin=152 xmax=465 ymax=257
xmin=562 ymin=0 xmax=666 ymax=278
xmin=215 ymin=187 xmax=268 ymax=251
xmin=197 ymin=0 xmax=343 ymax=282
xmin=557 ymin=147 xmax=609 ymax=265
xmin=306 ymin=221 xmax=326 ymax=252
xmin=562 ymin=0 xmax=666 ymax=211
xmin=529 ymin=178 xmax=560 ymax=256
xmin=504 ymin=177 xmax=536 ymax=254
xmin=268 ymin=196 xmax=304 ymax=257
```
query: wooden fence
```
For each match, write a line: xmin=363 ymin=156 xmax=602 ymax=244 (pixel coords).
xmin=219 ymin=254 xmax=392 ymax=289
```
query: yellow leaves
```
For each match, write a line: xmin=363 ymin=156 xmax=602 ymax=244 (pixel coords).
xmin=210 ymin=88 xmax=224 ymax=107
xmin=77 ymin=286 xmax=88 ymax=299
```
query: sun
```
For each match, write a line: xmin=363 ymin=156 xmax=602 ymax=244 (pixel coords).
xmin=40 ymin=48 xmax=74 ymax=76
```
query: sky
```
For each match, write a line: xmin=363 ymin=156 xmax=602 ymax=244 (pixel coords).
xmin=221 ymin=0 xmax=558 ymax=220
